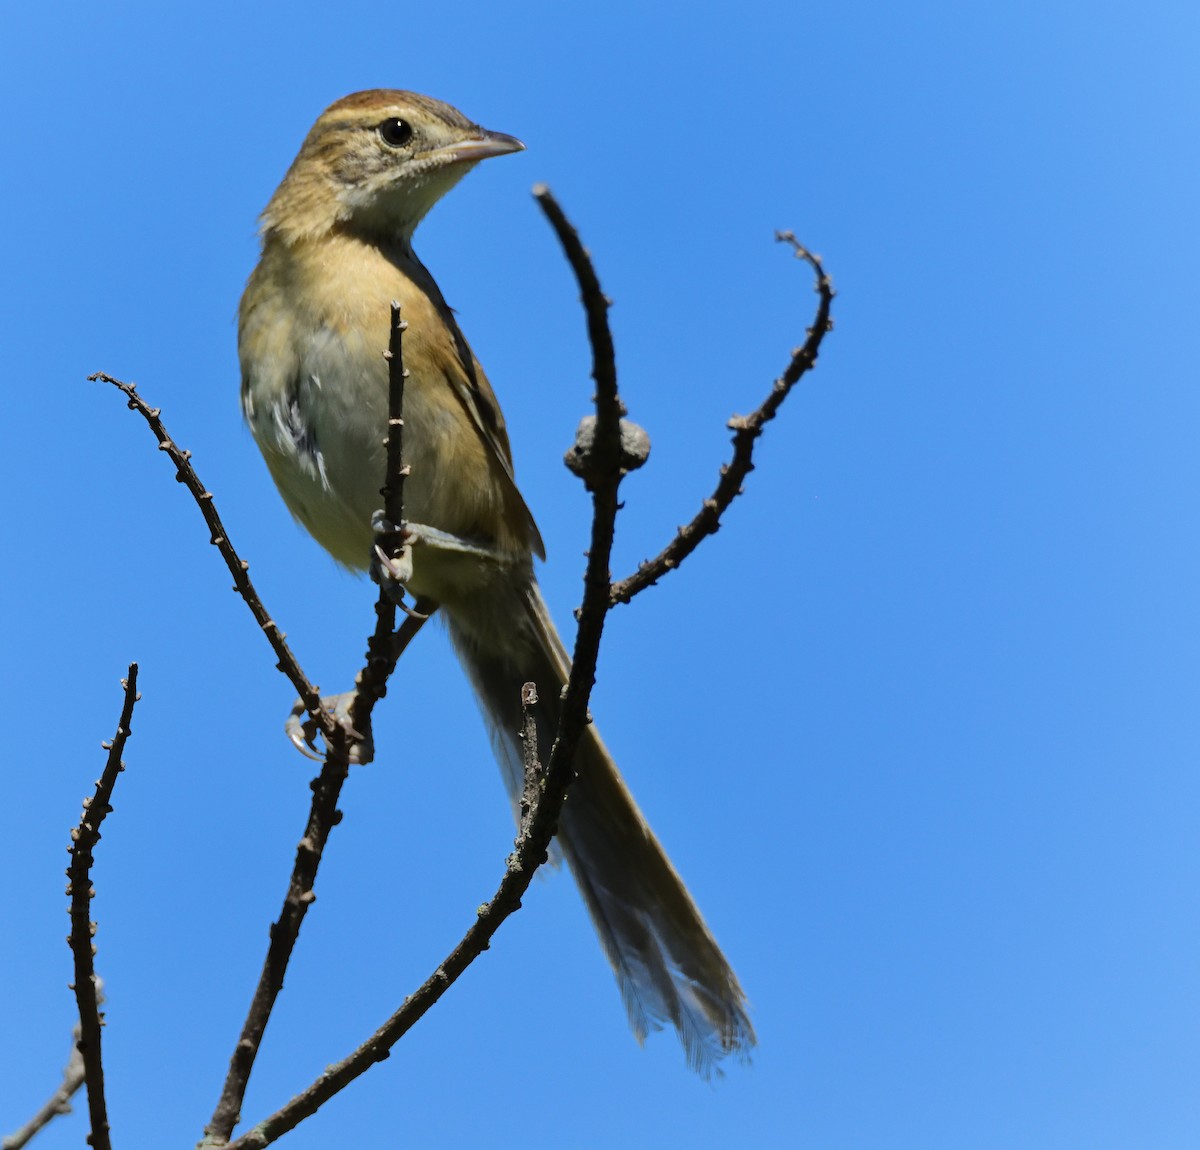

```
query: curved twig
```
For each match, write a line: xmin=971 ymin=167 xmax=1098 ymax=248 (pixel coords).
xmin=609 ymin=233 xmax=834 ymax=604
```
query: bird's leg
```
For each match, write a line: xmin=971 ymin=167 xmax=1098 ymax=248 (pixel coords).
xmin=402 ymin=522 xmax=524 ymax=563
xmin=372 ymin=508 xmax=522 ymax=594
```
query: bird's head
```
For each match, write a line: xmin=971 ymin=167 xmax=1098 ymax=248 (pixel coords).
xmin=261 ymin=89 xmax=524 ymax=245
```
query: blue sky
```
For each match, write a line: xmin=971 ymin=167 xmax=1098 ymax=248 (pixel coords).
xmin=3 ymin=2 xmax=1198 ymax=1147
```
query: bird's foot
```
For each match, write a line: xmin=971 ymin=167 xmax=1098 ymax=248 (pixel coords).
xmin=369 ymin=511 xmax=429 ymax=618
xmin=371 ymin=510 xmax=519 ymax=597
xmin=286 ymin=691 xmax=375 ymax=766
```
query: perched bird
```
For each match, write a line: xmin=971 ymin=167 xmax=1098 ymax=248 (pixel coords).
xmin=238 ymin=90 xmax=754 ymax=1072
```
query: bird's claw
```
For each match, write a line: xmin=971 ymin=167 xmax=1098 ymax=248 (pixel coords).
xmin=369 ymin=510 xmax=418 ymax=608
xmin=285 ymin=691 xmax=375 ymax=765
xmin=369 ymin=511 xmax=512 ymax=612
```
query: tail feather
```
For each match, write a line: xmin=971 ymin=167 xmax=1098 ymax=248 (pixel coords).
xmin=446 ymin=580 xmax=755 ymax=1074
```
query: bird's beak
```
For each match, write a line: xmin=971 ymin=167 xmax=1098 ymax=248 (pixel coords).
xmin=435 ymin=130 xmax=525 ymax=165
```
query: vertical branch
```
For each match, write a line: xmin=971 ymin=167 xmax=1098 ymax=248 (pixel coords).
xmin=532 ymin=185 xmax=626 ymax=761
xmin=381 ymin=301 xmax=409 ymax=531
xmin=67 ymin=663 xmax=139 ymax=1150
xmin=350 ymin=302 xmax=425 ymax=741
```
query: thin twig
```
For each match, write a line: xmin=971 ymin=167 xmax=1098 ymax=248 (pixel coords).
xmin=381 ymin=302 xmax=410 ymax=532
xmin=350 ymin=303 xmax=428 ymax=744
xmin=532 ymin=184 xmax=623 ymax=424
xmin=66 ymin=664 xmax=139 ymax=1150
xmin=202 ymin=304 xmax=423 ymax=1147
xmin=609 ymin=234 xmax=834 ymax=604
xmin=222 ymin=186 xmax=627 ymax=1150
xmin=89 ymin=373 xmax=333 ymax=742
xmin=531 ymin=184 xmax=624 ymax=752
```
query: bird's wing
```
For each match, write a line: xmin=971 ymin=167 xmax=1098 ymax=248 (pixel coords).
xmin=410 ymin=251 xmax=546 ymax=561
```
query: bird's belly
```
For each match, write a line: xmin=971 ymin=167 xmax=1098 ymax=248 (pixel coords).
xmin=247 ymin=324 xmax=524 ymax=602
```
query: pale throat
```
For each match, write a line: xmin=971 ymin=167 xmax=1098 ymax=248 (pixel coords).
xmin=336 ymin=162 xmax=478 ymax=245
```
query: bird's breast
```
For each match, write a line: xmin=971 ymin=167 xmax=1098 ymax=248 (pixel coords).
xmin=239 ymin=232 xmax=532 ymax=587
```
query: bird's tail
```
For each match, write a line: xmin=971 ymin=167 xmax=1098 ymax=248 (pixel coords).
xmin=445 ymin=579 xmax=755 ymax=1074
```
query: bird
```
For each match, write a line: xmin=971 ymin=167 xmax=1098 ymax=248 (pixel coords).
xmin=238 ymin=89 xmax=754 ymax=1073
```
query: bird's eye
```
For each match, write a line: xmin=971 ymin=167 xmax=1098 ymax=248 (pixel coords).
xmin=378 ymin=118 xmax=414 ymax=148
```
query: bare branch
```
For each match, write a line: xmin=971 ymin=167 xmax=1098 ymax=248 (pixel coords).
xmin=532 ymin=184 xmax=623 ymax=428
xmin=350 ymin=303 xmax=431 ymax=746
xmin=609 ymin=234 xmax=834 ymax=604
xmin=202 ymin=304 xmax=426 ymax=1147
xmin=531 ymin=183 xmax=625 ymax=747
xmin=380 ymin=301 xmax=410 ymax=532
xmin=222 ymin=186 xmax=628 ymax=1150
xmin=90 ymin=373 xmax=333 ymax=743
xmin=66 ymin=665 xmax=140 ymax=1150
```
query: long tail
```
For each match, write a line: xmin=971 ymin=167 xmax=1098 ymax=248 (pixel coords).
xmin=446 ymin=579 xmax=756 ymax=1074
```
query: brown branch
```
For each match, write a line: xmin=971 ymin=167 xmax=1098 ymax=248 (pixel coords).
xmin=66 ymin=664 xmax=139 ymax=1150
xmin=202 ymin=304 xmax=425 ymax=1146
xmin=531 ymin=183 xmax=625 ymax=752
xmin=380 ymin=301 xmax=410 ymax=532
xmin=222 ymin=185 xmax=627 ymax=1150
xmin=609 ymin=233 xmax=834 ymax=604
xmin=89 ymin=373 xmax=334 ymax=744
xmin=350 ymin=303 xmax=430 ymax=745
xmin=532 ymin=184 xmax=623 ymax=427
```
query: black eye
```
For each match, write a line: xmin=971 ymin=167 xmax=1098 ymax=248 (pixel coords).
xmin=378 ymin=118 xmax=414 ymax=148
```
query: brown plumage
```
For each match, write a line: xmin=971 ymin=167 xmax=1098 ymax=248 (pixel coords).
xmin=239 ymin=90 xmax=754 ymax=1072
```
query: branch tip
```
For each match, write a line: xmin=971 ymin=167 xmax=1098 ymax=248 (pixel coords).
xmin=610 ymin=231 xmax=833 ymax=605
xmin=65 ymin=665 xmax=138 ymax=1150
